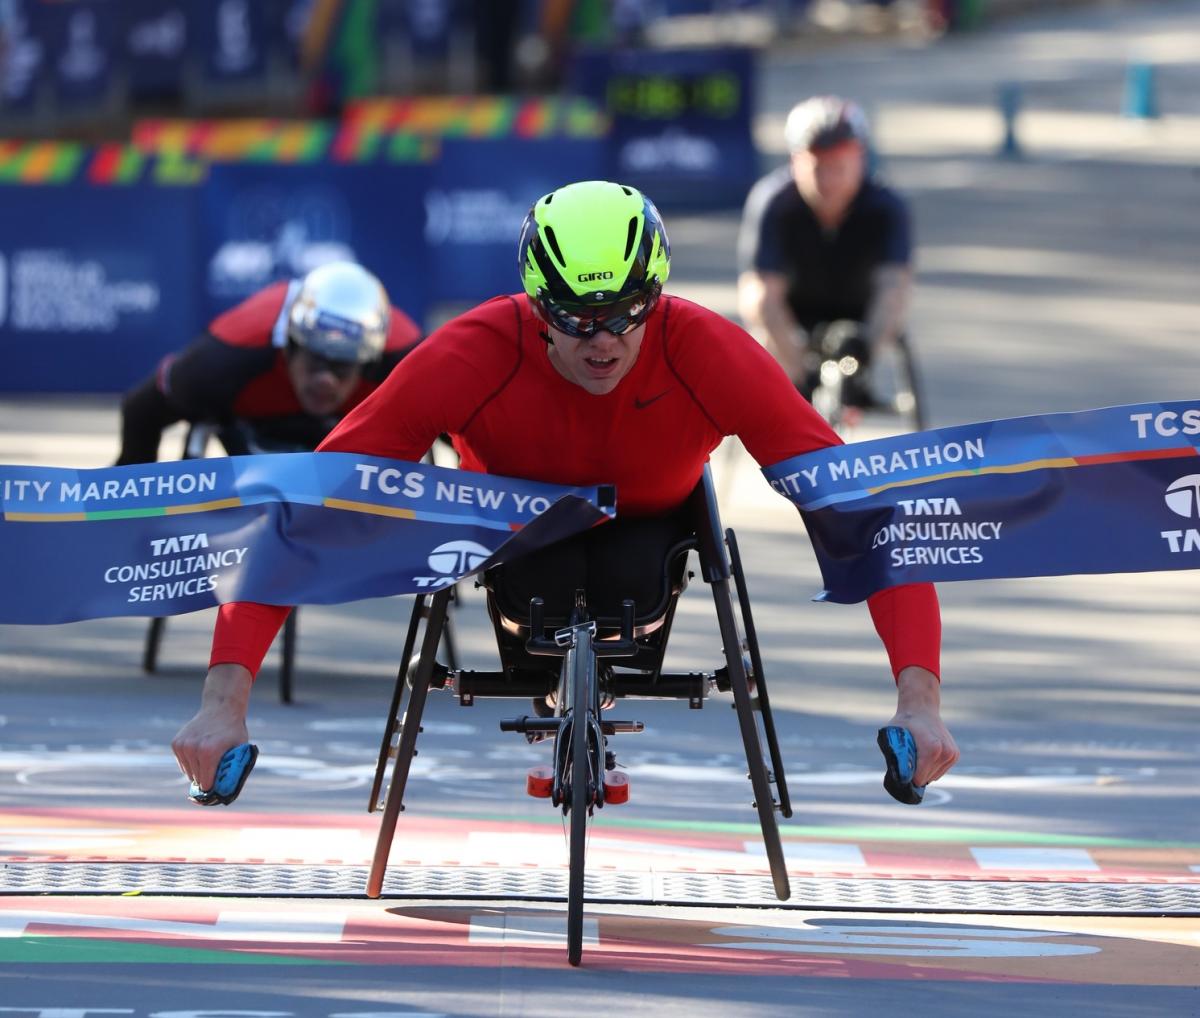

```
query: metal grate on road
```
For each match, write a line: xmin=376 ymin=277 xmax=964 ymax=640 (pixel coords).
xmin=3 ymin=862 xmax=1199 ymax=914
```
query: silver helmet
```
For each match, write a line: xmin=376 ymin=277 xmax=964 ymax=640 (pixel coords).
xmin=287 ymin=262 xmax=390 ymax=364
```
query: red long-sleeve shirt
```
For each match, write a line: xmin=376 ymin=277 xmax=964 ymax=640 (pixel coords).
xmin=211 ymin=293 xmax=940 ymax=678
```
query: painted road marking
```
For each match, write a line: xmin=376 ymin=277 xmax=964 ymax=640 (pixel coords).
xmin=0 ymin=909 xmax=349 ymax=942
xmin=0 ymin=827 xmax=139 ymax=852
xmin=467 ymin=913 xmax=599 ymax=947
xmin=743 ymin=841 xmax=866 ymax=868
xmin=236 ymin=827 xmax=371 ymax=858
xmin=970 ymin=847 xmax=1099 ymax=871
xmin=0 ymin=1011 xmax=447 ymax=1018
xmin=463 ymin=832 xmax=766 ymax=870
xmin=705 ymin=920 xmax=1100 ymax=958
xmin=4 ymin=807 xmax=1198 ymax=878
xmin=2 ymin=899 xmax=1198 ymax=982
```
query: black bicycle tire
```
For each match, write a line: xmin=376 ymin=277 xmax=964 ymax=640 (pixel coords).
xmin=566 ymin=627 xmax=594 ymax=967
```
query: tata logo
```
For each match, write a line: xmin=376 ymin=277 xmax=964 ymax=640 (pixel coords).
xmin=413 ymin=540 xmax=492 ymax=588
xmin=577 ymin=271 xmax=613 ymax=283
xmin=1164 ymin=475 xmax=1200 ymax=519
xmin=1160 ymin=475 xmax=1200 ymax=554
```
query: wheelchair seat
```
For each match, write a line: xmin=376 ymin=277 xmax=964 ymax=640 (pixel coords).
xmin=483 ymin=534 xmax=695 ymax=638
xmin=475 ymin=498 xmax=709 ymax=691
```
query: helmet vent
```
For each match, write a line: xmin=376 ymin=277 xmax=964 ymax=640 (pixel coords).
xmin=544 ymin=225 xmax=567 ymax=268
xmin=623 ymin=217 xmax=638 ymax=261
xmin=620 ymin=186 xmax=633 ymax=196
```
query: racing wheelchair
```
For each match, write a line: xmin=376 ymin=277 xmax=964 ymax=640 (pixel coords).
xmin=806 ymin=320 xmax=926 ymax=435
xmin=366 ymin=465 xmax=792 ymax=966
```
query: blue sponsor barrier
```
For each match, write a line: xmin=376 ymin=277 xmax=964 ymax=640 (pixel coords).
xmin=764 ymin=400 xmax=1200 ymax=603
xmin=0 ymin=454 xmax=614 ymax=625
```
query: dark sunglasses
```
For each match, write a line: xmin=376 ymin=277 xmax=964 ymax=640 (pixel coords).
xmin=295 ymin=347 xmax=360 ymax=380
xmin=540 ymin=290 xmax=654 ymax=339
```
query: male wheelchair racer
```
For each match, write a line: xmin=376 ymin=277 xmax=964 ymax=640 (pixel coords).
xmin=366 ymin=465 xmax=791 ymax=966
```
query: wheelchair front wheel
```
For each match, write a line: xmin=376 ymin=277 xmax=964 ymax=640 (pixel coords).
xmin=565 ymin=627 xmax=597 ymax=967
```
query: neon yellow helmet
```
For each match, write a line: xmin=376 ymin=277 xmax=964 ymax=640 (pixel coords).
xmin=518 ymin=180 xmax=670 ymax=337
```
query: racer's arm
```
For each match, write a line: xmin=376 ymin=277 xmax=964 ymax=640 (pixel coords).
xmin=737 ymin=172 xmax=810 ymax=382
xmin=737 ymin=270 xmax=809 ymax=383
xmin=172 ymin=662 xmax=251 ymax=792
xmin=863 ymin=264 xmax=913 ymax=348
xmin=203 ymin=304 xmax=510 ymax=680
xmin=890 ymin=665 xmax=957 ymax=786
xmin=116 ymin=334 xmax=271 ymax=465
xmin=116 ymin=365 xmax=186 ymax=465
xmin=667 ymin=304 xmax=956 ymax=784
xmin=862 ymin=191 xmax=914 ymax=349
xmin=174 ymin=294 xmax=424 ymax=787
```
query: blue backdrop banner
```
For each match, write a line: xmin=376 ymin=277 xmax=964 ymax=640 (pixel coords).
xmin=569 ymin=46 xmax=757 ymax=210
xmin=0 ymin=454 xmax=615 ymax=625
xmin=426 ymin=137 xmax=609 ymax=304
xmin=198 ymin=161 xmax=431 ymax=329
xmin=764 ymin=401 xmax=1200 ymax=603
xmin=0 ymin=181 xmax=199 ymax=393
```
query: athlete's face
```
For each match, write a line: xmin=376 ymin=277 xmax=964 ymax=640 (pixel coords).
xmin=287 ymin=347 xmax=362 ymax=416
xmin=546 ymin=322 xmax=647 ymax=395
xmin=791 ymin=141 xmax=865 ymax=221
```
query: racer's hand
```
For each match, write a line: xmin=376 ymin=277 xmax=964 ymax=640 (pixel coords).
xmin=886 ymin=666 xmax=959 ymax=788
xmin=172 ymin=663 xmax=253 ymax=793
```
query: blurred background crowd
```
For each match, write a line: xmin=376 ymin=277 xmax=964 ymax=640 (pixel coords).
xmin=1 ymin=0 xmax=1037 ymax=132
xmin=0 ymin=0 xmax=1164 ymax=396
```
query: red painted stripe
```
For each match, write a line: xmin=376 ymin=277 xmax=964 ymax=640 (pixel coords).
xmin=1075 ymin=446 xmax=1198 ymax=466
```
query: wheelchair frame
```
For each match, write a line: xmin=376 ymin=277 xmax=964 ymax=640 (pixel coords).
xmin=366 ymin=465 xmax=792 ymax=966
xmin=811 ymin=329 xmax=927 ymax=435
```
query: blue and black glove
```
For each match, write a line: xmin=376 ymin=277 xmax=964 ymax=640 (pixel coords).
xmin=876 ymin=726 xmax=925 ymax=805
xmin=188 ymin=742 xmax=258 ymax=806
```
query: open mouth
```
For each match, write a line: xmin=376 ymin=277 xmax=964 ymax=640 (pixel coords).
xmin=584 ymin=355 xmax=618 ymax=373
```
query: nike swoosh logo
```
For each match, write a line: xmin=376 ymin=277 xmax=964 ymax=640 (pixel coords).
xmin=634 ymin=389 xmax=671 ymax=410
